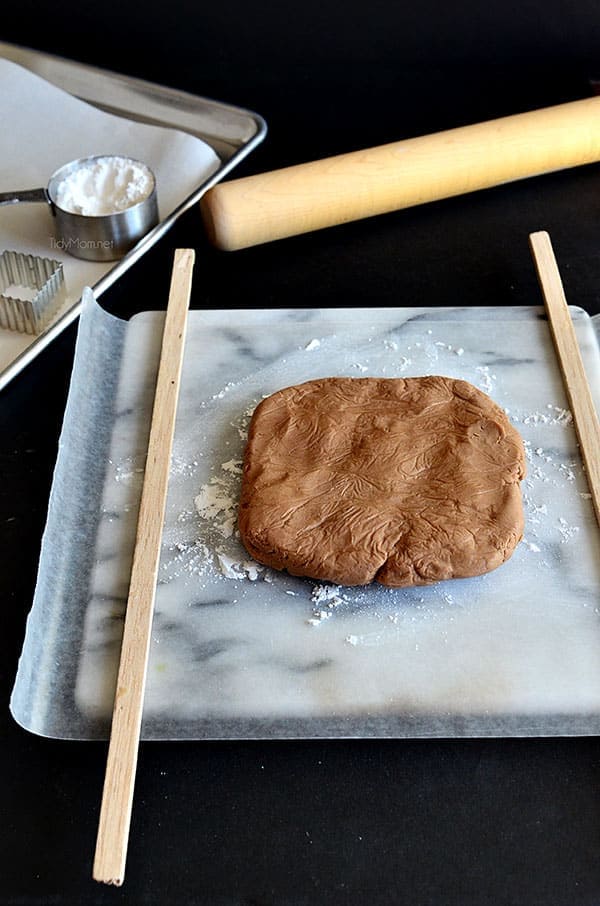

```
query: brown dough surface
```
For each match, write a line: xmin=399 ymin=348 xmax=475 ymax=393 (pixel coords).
xmin=238 ymin=376 xmax=526 ymax=587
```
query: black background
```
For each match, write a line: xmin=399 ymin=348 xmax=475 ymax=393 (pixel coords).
xmin=2 ymin=2 xmax=600 ymax=904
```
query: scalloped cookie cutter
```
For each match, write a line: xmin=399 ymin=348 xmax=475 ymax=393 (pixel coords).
xmin=0 ymin=249 xmax=66 ymax=335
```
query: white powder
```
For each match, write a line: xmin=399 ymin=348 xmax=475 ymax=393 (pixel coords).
xmin=516 ymin=406 xmax=573 ymax=427
xmin=559 ymin=463 xmax=576 ymax=482
xmin=160 ymin=538 xmax=211 ymax=579
xmin=194 ymin=477 xmax=237 ymax=539
xmin=190 ymin=433 xmax=266 ymax=583
xmin=558 ymin=517 xmax=580 ymax=543
xmin=54 ymin=155 xmax=154 ymax=216
xmin=171 ymin=456 xmax=199 ymax=477
xmin=475 ymin=365 xmax=494 ymax=393
xmin=217 ymin=552 xmax=263 ymax=581
xmin=307 ymin=610 xmax=333 ymax=626
xmin=311 ymin=584 xmax=346 ymax=609
xmin=221 ymin=459 xmax=243 ymax=475
xmin=306 ymin=584 xmax=348 ymax=626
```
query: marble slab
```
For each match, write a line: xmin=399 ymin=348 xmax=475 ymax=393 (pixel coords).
xmin=11 ymin=300 xmax=600 ymax=739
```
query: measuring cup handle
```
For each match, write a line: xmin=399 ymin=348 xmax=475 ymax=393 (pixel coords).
xmin=0 ymin=188 xmax=49 ymax=206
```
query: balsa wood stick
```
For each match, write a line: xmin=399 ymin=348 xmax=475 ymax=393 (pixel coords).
xmin=529 ymin=231 xmax=600 ymax=528
xmin=201 ymin=96 xmax=600 ymax=250
xmin=93 ymin=248 xmax=195 ymax=886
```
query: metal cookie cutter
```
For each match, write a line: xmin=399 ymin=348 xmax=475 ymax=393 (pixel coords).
xmin=0 ymin=250 xmax=66 ymax=335
xmin=0 ymin=155 xmax=158 ymax=262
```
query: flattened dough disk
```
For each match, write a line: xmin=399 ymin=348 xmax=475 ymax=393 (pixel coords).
xmin=238 ymin=376 xmax=526 ymax=587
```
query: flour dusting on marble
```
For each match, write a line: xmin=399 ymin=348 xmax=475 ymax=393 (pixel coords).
xmin=155 ymin=324 xmax=593 ymax=631
xmin=187 ymin=404 xmax=262 ymax=581
xmin=216 ymin=552 xmax=263 ymax=580
xmin=194 ymin=477 xmax=238 ymax=539
xmin=307 ymin=584 xmax=348 ymax=625
xmin=110 ymin=321 xmax=593 ymax=636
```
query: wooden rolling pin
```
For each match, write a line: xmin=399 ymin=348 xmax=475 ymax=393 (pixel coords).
xmin=201 ymin=96 xmax=600 ymax=250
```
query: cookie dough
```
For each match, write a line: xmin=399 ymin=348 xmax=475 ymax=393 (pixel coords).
xmin=238 ymin=376 xmax=526 ymax=587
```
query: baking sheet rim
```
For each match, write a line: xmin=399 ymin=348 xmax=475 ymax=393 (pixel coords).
xmin=0 ymin=41 xmax=267 ymax=391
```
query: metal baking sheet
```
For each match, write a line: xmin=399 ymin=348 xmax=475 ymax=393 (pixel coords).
xmin=0 ymin=42 xmax=266 ymax=390
xmin=10 ymin=299 xmax=600 ymax=740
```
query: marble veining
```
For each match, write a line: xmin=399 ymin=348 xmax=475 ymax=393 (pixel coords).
xmin=11 ymin=303 xmax=600 ymax=739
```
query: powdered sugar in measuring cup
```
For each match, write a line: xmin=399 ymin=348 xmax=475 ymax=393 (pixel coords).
xmin=54 ymin=156 xmax=155 ymax=216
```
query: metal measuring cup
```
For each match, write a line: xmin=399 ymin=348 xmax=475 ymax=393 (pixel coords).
xmin=0 ymin=154 xmax=159 ymax=262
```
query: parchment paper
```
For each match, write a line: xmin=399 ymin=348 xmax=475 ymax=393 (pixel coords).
xmin=10 ymin=295 xmax=600 ymax=740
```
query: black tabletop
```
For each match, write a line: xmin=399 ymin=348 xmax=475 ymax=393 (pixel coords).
xmin=2 ymin=3 xmax=600 ymax=904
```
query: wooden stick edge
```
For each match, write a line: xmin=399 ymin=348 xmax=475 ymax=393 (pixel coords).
xmin=92 ymin=248 xmax=195 ymax=885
